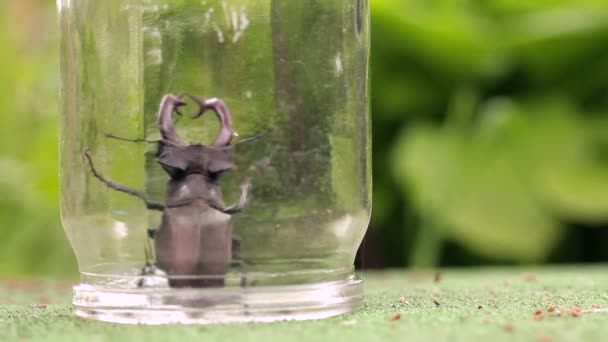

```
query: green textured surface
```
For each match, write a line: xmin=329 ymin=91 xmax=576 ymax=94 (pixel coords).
xmin=1 ymin=267 xmax=608 ymax=341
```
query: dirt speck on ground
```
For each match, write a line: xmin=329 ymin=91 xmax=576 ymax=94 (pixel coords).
xmin=570 ymin=307 xmax=582 ymax=317
xmin=534 ymin=309 xmax=545 ymax=320
xmin=537 ymin=333 xmax=554 ymax=342
xmin=387 ymin=312 xmax=401 ymax=321
xmin=434 ymin=272 xmax=441 ymax=283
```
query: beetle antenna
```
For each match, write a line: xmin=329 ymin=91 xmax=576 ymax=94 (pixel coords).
xmin=104 ymin=133 xmax=160 ymax=144
xmin=232 ymin=128 xmax=272 ymax=145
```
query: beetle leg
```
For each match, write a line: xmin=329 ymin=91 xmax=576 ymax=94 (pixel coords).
xmin=147 ymin=227 xmax=157 ymax=239
xmin=231 ymin=234 xmax=242 ymax=259
xmin=144 ymin=236 xmax=155 ymax=266
xmin=229 ymin=259 xmax=248 ymax=288
xmin=84 ymin=150 xmax=165 ymax=211
xmin=229 ymin=235 xmax=249 ymax=287
xmin=223 ymin=180 xmax=251 ymax=214
xmin=137 ymin=237 xmax=158 ymax=288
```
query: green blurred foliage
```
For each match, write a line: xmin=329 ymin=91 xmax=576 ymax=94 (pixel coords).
xmin=371 ymin=0 xmax=608 ymax=267
xmin=0 ymin=2 xmax=77 ymax=276
xmin=3 ymin=0 xmax=608 ymax=276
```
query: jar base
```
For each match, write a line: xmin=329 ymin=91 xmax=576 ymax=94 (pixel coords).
xmin=72 ymin=277 xmax=364 ymax=324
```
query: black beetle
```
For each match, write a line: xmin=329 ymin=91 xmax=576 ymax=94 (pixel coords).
xmin=84 ymin=93 xmax=250 ymax=288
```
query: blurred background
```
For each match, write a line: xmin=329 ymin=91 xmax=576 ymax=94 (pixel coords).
xmin=3 ymin=0 xmax=608 ymax=278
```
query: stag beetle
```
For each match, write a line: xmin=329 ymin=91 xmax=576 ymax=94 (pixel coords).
xmin=84 ymin=93 xmax=251 ymax=288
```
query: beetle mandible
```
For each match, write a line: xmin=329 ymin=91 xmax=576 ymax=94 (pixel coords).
xmin=84 ymin=93 xmax=251 ymax=288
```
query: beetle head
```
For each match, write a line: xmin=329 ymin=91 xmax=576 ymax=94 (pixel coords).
xmin=156 ymin=144 xmax=234 ymax=179
xmin=156 ymin=93 xmax=236 ymax=178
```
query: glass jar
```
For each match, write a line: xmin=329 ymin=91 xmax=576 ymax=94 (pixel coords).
xmin=58 ymin=0 xmax=370 ymax=324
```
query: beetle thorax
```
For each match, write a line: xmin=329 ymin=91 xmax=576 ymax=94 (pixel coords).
xmin=165 ymin=173 xmax=225 ymax=208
